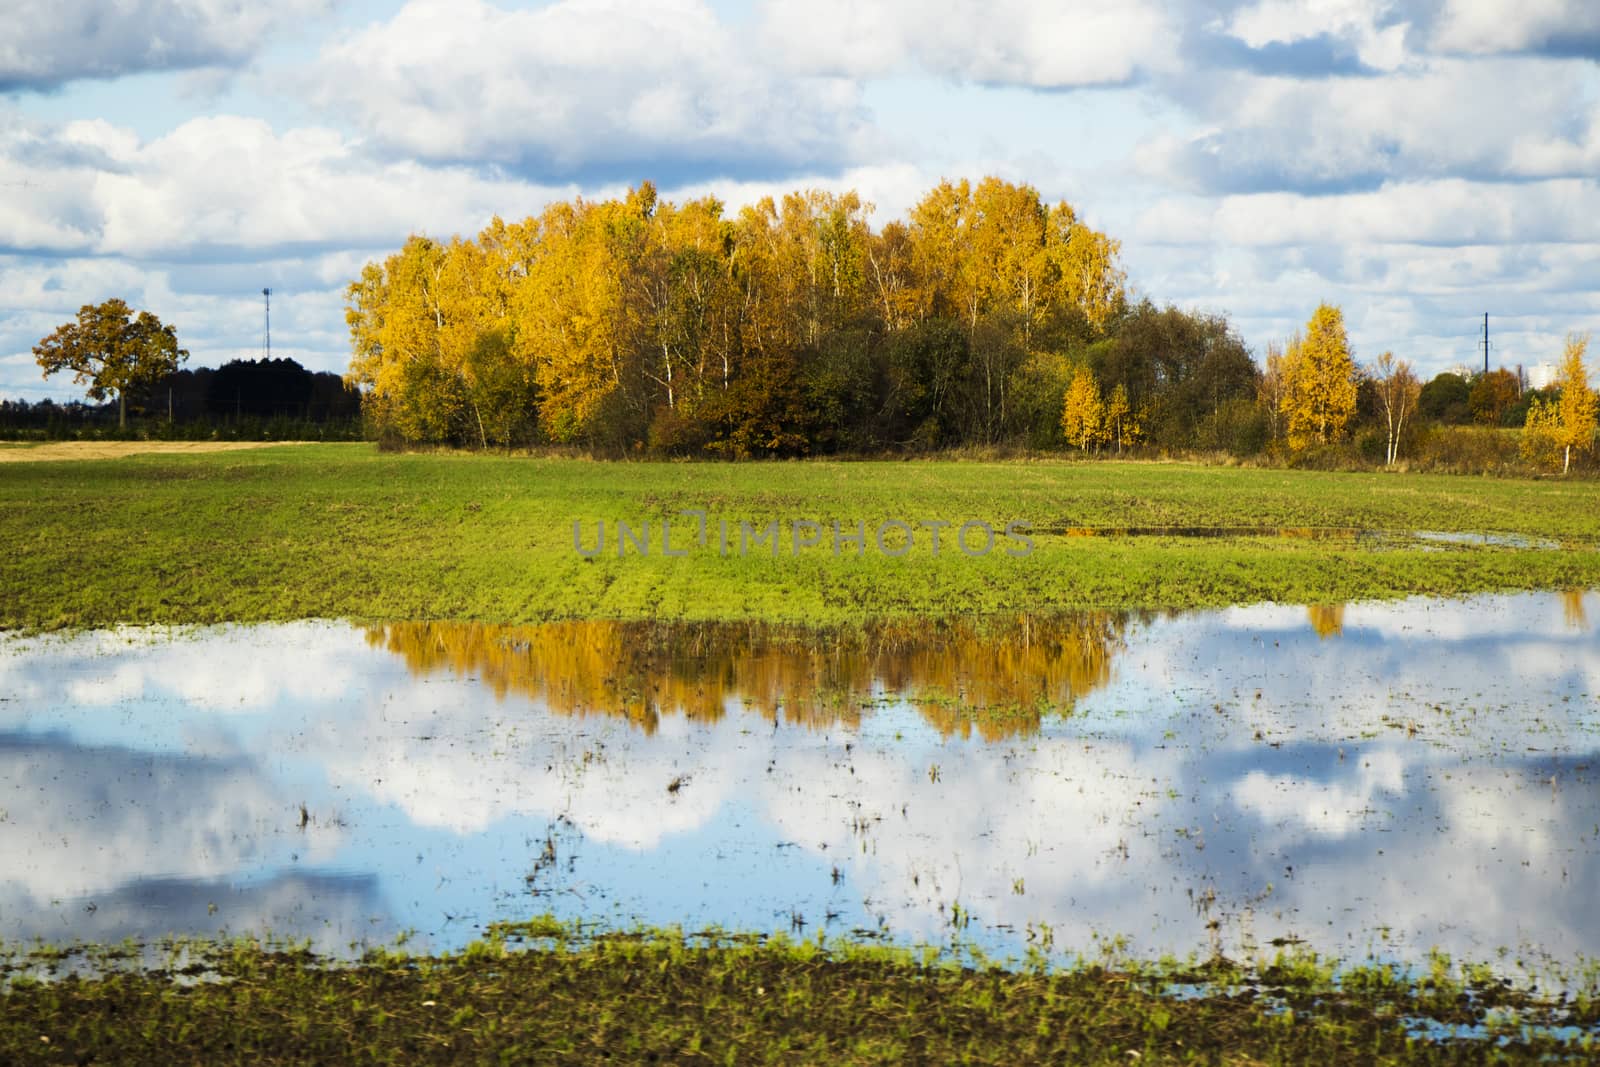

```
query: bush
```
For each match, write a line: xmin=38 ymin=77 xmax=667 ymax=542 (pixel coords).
xmin=1413 ymin=425 xmax=1522 ymax=474
xmin=1194 ymin=398 xmax=1268 ymax=457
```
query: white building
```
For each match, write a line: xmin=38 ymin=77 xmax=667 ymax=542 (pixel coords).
xmin=1528 ymin=361 xmax=1558 ymax=390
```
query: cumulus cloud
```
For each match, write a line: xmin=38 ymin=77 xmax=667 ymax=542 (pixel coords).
xmin=1207 ymin=0 xmax=1600 ymax=62
xmin=1425 ymin=0 xmax=1600 ymax=56
xmin=0 ymin=113 xmax=583 ymax=260
xmin=1139 ymin=179 xmax=1600 ymax=249
xmin=759 ymin=0 xmax=1179 ymax=87
xmin=1139 ymin=58 xmax=1600 ymax=193
xmin=1215 ymin=0 xmax=1409 ymax=71
xmin=0 ymin=733 xmax=337 ymax=902
xmin=307 ymin=0 xmax=873 ymax=181
xmin=0 ymin=0 xmax=334 ymax=92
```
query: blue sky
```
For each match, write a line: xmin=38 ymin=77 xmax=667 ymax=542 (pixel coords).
xmin=3 ymin=0 xmax=1599 ymax=401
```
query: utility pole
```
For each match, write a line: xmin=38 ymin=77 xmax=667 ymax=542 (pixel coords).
xmin=263 ymin=288 xmax=272 ymax=361
xmin=1480 ymin=312 xmax=1490 ymax=375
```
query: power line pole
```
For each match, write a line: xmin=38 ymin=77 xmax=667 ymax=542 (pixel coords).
xmin=263 ymin=288 xmax=272 ymax=361
xmin=1480 ymin=312 xmax=1490 ymax=374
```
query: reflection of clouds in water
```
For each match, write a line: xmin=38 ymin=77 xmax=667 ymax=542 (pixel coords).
xmin=0 ymin=590 xmax=1597 ymax=965
xmin=0 ymin=872 xmax=387 ymax=956
xmin=1114 ymin=592 xmax=1600 ymax=749
xmin=312 ymin=683 xmax=748 ymax=842
xmin=304 ymin=673 xmax=1600 ymax=961
xmin=1231 ymin=747 xmax=1408 ymax=837
xmin=753 ymin=732 xmax=1188 ymax=945
xmin=0 ymin=733 xmax=340 ymax=902
xmin=0 ymin=622 xmax=368 ymax=715
xmin=1258 ymin=764 xmax=1595 ymax=962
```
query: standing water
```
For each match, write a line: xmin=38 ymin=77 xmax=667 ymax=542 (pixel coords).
xmin=0 ymin=591 xmax=1595 ymax=974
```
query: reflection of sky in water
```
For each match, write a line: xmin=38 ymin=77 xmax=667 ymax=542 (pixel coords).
xmin=0 ymin=590 xmax=1596 ymax=971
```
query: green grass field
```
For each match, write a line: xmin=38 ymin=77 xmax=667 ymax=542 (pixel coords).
xmin=2 ymin=926 xmax=1592 ymax=1065
xmin=2 ymin=443 xmax=1597 ymax=630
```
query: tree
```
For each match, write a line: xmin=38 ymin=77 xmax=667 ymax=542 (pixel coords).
xmin=1258 ymin=340 xmax=1291 ymax=445
xmin=33 ymin=299 xmax=187 ymax=428
xmin=1060 ymin=365 xmax=1104 ymax=451
xmin=1281 ymin=303 xmax=1358 ymax=449
xmin=1468 ymin=368 xmax=1519 ymax=426
xmin=1520 ymin=396 xmax=1562 ymax=470
xmin=1418 ymin=372 xmax=1471 ymax=424
xmin=1103 ymin=382 xmax=1139 ymax=454
xmin=1371 ymin=351 xmax=1421 ymax=465
xmin=1553 ymin=333 xmax=1597 ymax=474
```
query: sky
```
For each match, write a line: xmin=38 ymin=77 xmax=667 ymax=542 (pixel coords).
xmin=3 ymin=0 xmax=1599 ymax=402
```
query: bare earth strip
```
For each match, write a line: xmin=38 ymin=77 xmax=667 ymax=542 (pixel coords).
xmin=0 ymin=441 xmax=308 ymax=463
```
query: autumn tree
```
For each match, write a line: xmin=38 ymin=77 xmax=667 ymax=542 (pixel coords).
xmin=1258 ymin=340 xmax=1291 ymax=445
xmin=1281 ymin=303 xmax=1358 ymax=449
xmin=1468 ymin=368 xmax=1519 ymax=426
xmin=1103 ymin=382 xmax=1139 ymax=454
xmin=1060 ymin=365 xmax=1104 ymax=451
xmin=1045 ymin=200 xmax=1125 ymax=332
xmin=1551 ymin=334 xmax=1596 ymax=473
xmin=34 ymin=299 xmax=187 ymax=428
xmin=1520 ymin=396 xmax=1563 ymax=470
xmin=1371 ymin=351 xmax=1421 ymax=466
xmin=340 ymin=176 xmax=1153 ymax=454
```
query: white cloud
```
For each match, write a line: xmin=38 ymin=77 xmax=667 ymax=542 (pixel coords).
xmin=1428 ymin=0 xmax=1600 ymax=55
xmin=308 ymin=0 xmax=872 ymax=179
xmin=0 ymin=737 xmax=337 ymax=901
xmin=1141 ymin=57 xmax=1600 ymax=193
xmin=1139 ymin=180 xmax=1600 ymax=248
xmin=0 ymin=0 xmax=334 ymax=91
xmin=0 ymin=112 xmax=584 ymax=260
xmin=760 ymin=0 xmax=1178 ymax=86
xmin=1224 ymin=0 xmax=1411 ymax=70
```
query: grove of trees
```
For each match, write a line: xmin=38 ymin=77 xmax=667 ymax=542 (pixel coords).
xmin=340 ymin=176 xmax=1596 ymax=471
xmin=341 ymin=177 xmax=1243 ymax=454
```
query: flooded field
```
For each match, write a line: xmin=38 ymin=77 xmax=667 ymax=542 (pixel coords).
xmin=2 ymin=590 xmax=1597 ymax=977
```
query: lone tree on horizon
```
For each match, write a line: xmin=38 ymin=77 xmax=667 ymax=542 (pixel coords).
xmin=33 ymin=299 xmax=187 ymax=428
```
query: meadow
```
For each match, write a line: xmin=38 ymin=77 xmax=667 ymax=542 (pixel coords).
xmin=2 ymin=442 xmax=1598 ymax=631
xmin=7 ymin=443 xmax=1600 ymax=1064
xmin=3 ymin=926 xmax=1594 ymax=1065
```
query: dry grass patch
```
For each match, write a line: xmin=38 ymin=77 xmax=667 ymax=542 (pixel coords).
xmin=0 ymin=440 xmax=308 ymax=463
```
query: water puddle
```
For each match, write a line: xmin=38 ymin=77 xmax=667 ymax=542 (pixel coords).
xmin=1411 ymin=530 xmax=1564 ymax=550
xmin=1 ymin=590 xmax=1597 ymax=978
xmin=1046 ymin=525 xmax=1575 ymax=550
xmin=1050 ymin=525 xmax=1369 ymax=540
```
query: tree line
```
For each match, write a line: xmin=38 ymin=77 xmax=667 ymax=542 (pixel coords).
xmin=22 ymin=176 xmax=1596 ymax=469
xmin=341 ymin=175 xmax=1595 ymax=470
xmin=344 ymin=177 xmax=1141 ymax=453
xmin=20 ymin=298 xmax=361 ymax=438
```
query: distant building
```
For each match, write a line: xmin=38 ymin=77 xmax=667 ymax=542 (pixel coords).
xmin=1528 ymin=361 xmax=1558 ymax=390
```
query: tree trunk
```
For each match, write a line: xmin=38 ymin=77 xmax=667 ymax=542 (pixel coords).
xmin=118 ymin=391 xmax=126 ymax=429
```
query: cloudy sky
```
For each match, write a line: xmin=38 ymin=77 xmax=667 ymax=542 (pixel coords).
xmin=3 ymin=0 xmax=1598 ymax=401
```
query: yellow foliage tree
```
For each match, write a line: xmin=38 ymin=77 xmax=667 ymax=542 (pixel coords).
xmin=1046 ymin=201 xmax=1126 ymax=332
xmin=1282 ymin=304 xmax=1358 ymax=450
xmin=1061 ymin=365 xmax=1104 ymax=451
xmin=1103 ymin=382 xmax=1139 ymax=454
xmin=1554 ymin=333 xmax=1597 ymax=474
xmin=1257 ymin=338 xmax=1292 ymax=446
xmin=345 ymin=174 xmax=1130 ymax=450
xmin=1521 ymin=396 xmax=1563 ymax=470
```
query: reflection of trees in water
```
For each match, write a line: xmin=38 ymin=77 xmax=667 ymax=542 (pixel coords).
xmin=365 ymin=614 xmax=1131 ymax=740
xmin=1562 ymin=590 xmax=1589 ymax=632
xmin=1306 ymin=603 xmax=1345 ymax=640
